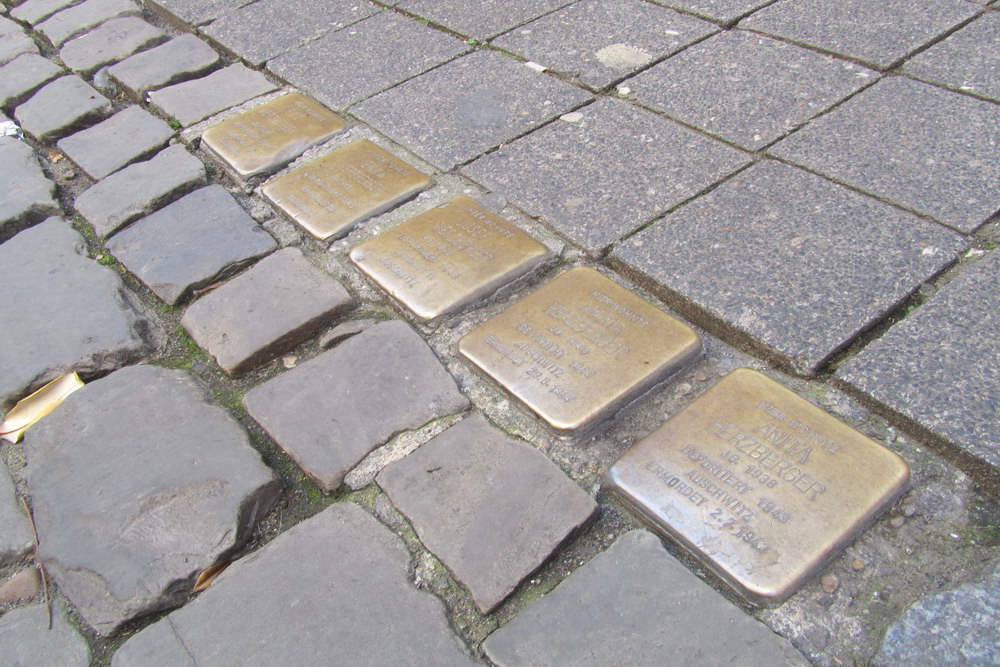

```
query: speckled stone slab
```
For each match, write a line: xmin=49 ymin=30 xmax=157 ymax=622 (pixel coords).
xmin=146 ymin=0 xmax=251 ymax=26
xmin=108 ymin=33 xmax=220 ymax=99
xmin=652 ymin=0 xmax=776 ymax=23
xmin=57 ymin=105 xmax=174 ymax=179
xmin=903 ymin=13 xmax=1000 ymax=103
xmin=395 ymin=0 xmax=573 ymax=38
xmin=148 ymin=63 xmax=277 ymax=127
xmin=14 ymin=75 xmax=111 ymax=142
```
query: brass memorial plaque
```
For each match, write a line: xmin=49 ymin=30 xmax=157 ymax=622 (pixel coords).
xmin=606 ymin=368 xmax=909 ymax=605
xmin=261 ymin=139 xmax=431 ymax=240
xmin=349 ymin=195 xmax=551 ymax=323
xmin=201 ymin=93 xmax=347 ymax=179
xmin=458 ymin=267 xmax=702 ymax=437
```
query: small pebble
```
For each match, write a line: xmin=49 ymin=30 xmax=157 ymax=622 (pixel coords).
xmin=889 ymin=516 xmax=905 ymax=528
xmin=851 ymin=559 xmax=865 ymax=572
xmin=694 ymin=370 xmax=708 ymax=382
xmin=616 ymin=85 xmax=631 ymax=95
xmin=0 ymin=568 xmax=40 ymax=603
xmin=560 ymin=112 xmax=583 ymax=123
xmin=821 ymin=574 xmax=839 ymax=594
xmin=902 ymin=505 xmax=917 ymax=518
xmin=675 ymin=382 xmax=693 ymax=395
xmin=282 ymin=355 xmax=297 ymax=369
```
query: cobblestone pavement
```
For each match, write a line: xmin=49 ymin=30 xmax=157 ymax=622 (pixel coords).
xmin=1 ymin=0 xmax=998 ymax=664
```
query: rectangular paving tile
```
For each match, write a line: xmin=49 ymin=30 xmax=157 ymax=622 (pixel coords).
xmin=108 ymin=33 xmax=220 ymax=100
xmin=0 ymin=52 xmax=63 ymax=112
xmin=148 ymin=63 xmax=277 ymax=127
xmin=612 ymin=161 xmax=965 ymax=375
xmin=903 ymin=13 xmax=1000 ymax=103
xmin=36 ymin=0 xmax=139 ymax=46
xmin=350 ymin=195 xmax=551 ymax=323
xmin=652 ymin=0 xmax=776 ymax=23
xmin=396 ymin=0 xmax=573 ymax=38
xmin=0 ymin=136 xmax=58 ymax=240
xmin=57 ymin=15 xmax=166 ymax=75
xmin=12 ymin=0 xmax=85 ymax=26
xmin=770 ymin=77 xmax=1000 ymax=233
xmin=464 ymin=97 xmax=750 ymax=255
xmin=14 ymin=75 xmax=111 ymax=142
xmin=0 ymin=27 xmax=38 ymax=66
xmin=145 ymin=0 xmax=248 ymax=26
xmin=56 ymin=105 xmax=174 ymax=179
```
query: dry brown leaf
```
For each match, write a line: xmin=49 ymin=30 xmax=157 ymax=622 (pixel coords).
xmin=193 ymin=561 xmax=231 ymax=592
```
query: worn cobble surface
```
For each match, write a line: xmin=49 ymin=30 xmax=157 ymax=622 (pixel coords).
xmin=0 ymin=0 xmax=997 ymax=665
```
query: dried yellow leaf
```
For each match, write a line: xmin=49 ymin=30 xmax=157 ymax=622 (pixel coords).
xmin=1 ymin=373 xmax=84 ymax=444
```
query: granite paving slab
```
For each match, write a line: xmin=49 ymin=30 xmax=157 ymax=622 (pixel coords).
xmin=0 ymin=52 xmax=63 ymax=111
xmin=377 ymin=414 xmax=597 ymax=613
xmin=0 ymin=24 xmax=37 ymax=65
xmin=111 ymin=504 xmax=477 ymax=666
xmin=244 ymin=320 xmax=469 ymax=493
xmin=106 ymin=184 xmax=276 ymax=305
xmin=903 ymin=13 xmax=1000 ymax=103
xmin=0 ymin=466 xmax=32 ymax=566
xmin=464 ymin=97 xmax=749 ymax=254
xmin=22 ymin=364 xmax=279 ymax=634
xmin=13 ymin=74 xmax=111 ymax=143
xmin=396 ymin=0 xmax=573 ymax=38
xmin=148 ymin=63 xmax=277 ymax=127
xmin=0 ymin=135 xmax=59 ymax=240
xmin=36 ymin=0 xmax=139 ymax=46
xmin=181 ymin=247 xmax=353 ymax=375
xmin=58 ymin=15 xmax=166 ymax=75
xmin=353 ymin=50 xmax=590 ymax=170
xmin=11 ymin=0 xmax=83 ymax=25
xmin=492 ymin=0 xmax=717 ymax=90
xmin=202 ymin=0 xmax=378 ymax=66
xmin=771 ymin=77 xmax=1000 ymax=233
xmin=0 ymin=603 xmax=90 ymax=666
xmin=740 ymin=0 xmax=980 ymax=70
xmin=837 ymin=251 xmax=1000 ymax=473
xmin=0 ymin=218 xmax=160 ymax=409
xmin=75 ymin=143 xmax=207 ymax=237
xmin=482 ymin=530 xmax=807 ymax=665
xmin=146 ymin=0 xmax=251 ymax=26
xmin=57 ymin=105 xmax=173 ymax=179
xmin=652 ymin=0 xmax=776 ymax=23
xmin=626 ymin=30 xmax=875 ymax=149
xmin=266 ymin=11 xmax=467 ymax=111
xmin=108 ymin=33 xmax=220 ymax=100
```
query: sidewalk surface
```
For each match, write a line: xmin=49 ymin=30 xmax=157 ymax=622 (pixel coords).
xmin=0 ymin=0 xmax=998 ymax=664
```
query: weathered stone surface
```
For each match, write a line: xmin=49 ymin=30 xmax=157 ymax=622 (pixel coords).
xmin=107 ymin=185 xmax=276 ymax=305
xmin=464 ymin=97 xmax=748 ymax=254
xmin=108 ymin=33 xmax=220 ymax=100
xmin=14 ymin=75 xmax=111 ymax=142
xmin=396 ymin=0 xmax=572 ymax=38
xmin=203 ymin=0 xmax=377 ymax=66
xmin=0 ymin=52 xmax=62 ymax=111
xmin=741 ymin=0 xmax=979 ymax=70
xmin=837 ymin=251 xmax=1000 ymax=472
xmin=626 ymin=30 xmax=875 ymax=149
xmin=182 ymin=247 xmax=352 ymax=375
xmin=267 ymin=11 xmax=467 ymax=111
xmin=58 ymin=16 xmax=166 ymax=75
xmin=36 ymin=0 xmax=140 ymax=46
xmin=483 ymin=530 xmax=807 ymax=665
xmin=654 ymin=0 xmax=775 ymax=22
xmin=75 ymin=143 xmax=207 ymax=237
xmin=378 ymin=414 xmax=597 ymax=612
xmin=0 ymin=466 xmax=32 ymax=566
xmin=244 ymin=320 xmax=469 ymax=493
xmin=112 ymin=504 xmax=476 ymax=666
xmin=146 ymin=0 xmax=250 ymax=26
xmin=354 ymin=50 xmax=590 ymax=170
xmin=0 ymin=568 xmax=40 ymax=603
xmin=904 ymin=13 xmax=1000 ymax=103
xmin=0 ymin=218 xmax=160 ymax=409
xmin=148 ymin=63 xmax=277 ymax=126
xmin=0 ymin=136 xmax=59 ymax=240
xmin=877 ymin=558 xmax=1000 ymax=665
xmin=0 ymin=603 xmax=90 ymax=666
xmin=57 ymin=105 xmax=173 ymax=179
xmin=12 ymin=0 xmax=83 ymax=26
xmin=492 ymin=0 xmax=716 ymax=89
xmin=0 ymin=22 xmax=37 ymax=65
xmin=318 ymin=318 xmax=375 ymax=349
xmin=613 ymin=161 xmax=964 ymax=374
xmin=771 ymin=77 xmax=1000 ymax=233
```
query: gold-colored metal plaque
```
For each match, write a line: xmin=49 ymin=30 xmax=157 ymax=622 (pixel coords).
xmin=201 ymin=93 xmax=347 ymax=179
xmin=606 ymin=368 xmax=910 ymax=605
xmin=261 ymin=139 xmax=431 ymax=240
xmin=349 ymin=195 xmax=551 ymax=323
xmin=458 ymin=267 xmax=702 ymax=437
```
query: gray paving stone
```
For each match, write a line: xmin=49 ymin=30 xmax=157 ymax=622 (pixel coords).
xmin=146 ymin=0 xmax=250 ymax=26
xmin=57 ymin=105 xmax=173 ymax=179
xmin=0 ymin=466 xmax=32 ymax=567
xmin=266 ymin=11 xmax=467 ymax=111
xmin=627 ymin=30 xmax=876 ymax=149
xmin=58 ymin=16 xmax=166 ymax=75
xmin=837 ymin=251 xmax=1000 ymax=472
xmin=36 ymin=0 xmax=139 ymax=46
xmin=23 ymin=364 xmax=279 ymax=634
xmin=483 ymin=530 xmax=807 ymax=665
xmin=0 ymin=22 xmax=38 ymax=66
xmin=740 ymin=0 xmax=979 ymax=70
xmin=75 ymin=143 xmax=207 ymax=238
xmin=12 ymin=0 xmax=84 ymax=26
xmin=904 ymin=13 xmax=1000 ymax=103
xmin=493 ymin=0 xmax=716 ymax=89
xmin=202 ymin=0 xmax=377 ymax=66
xmin=148 ymin=63 xmax=277 ymax=126
xmin=0 ymin=52 xmax=63 ymax=111
xmin=651 ymin=0 xmax=775 ymax=23
xmin=377 ymin=414 xmax=597 ymax=613
xmin=464 ymin=97 xmax=749 ymax=254
xmin=245 ymin=320 xmax=469 ymax=493
xmin=354 ymin=50 xmax=590 ymax=170
xmin=182 ymin=247 xmax=353 ymax=375
xmin=0 ymin=603 xmax=90 ymax=666
xmin=108 ymin=33 xmax=220 ymax=100
xmin=0 ymin=136 xmax=59 ymax=240
xmin=0 ymin=218 xmax=160 ymax=409
xmin=771 ymin=77 xmax=1000 ymax=233
xmin=112 ymin=504 xmax=477 ymax=666
xmin=613 ymin=160 xmax=965 ymax=375
xmin=877 ymin=558 xmax=1000 ymax=665
xmin=107 ymin=185 xmax=276 ymax=305
xmin=396 ymin=0 xmax=572 ymax=38
xmin=13 ymin=75 xmax=111 ymax=143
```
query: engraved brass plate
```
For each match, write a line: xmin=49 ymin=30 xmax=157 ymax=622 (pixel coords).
xmin=349 ymin=195 xmax=551 ymax=322
xmin=201 ymin=93 xmax=347 ymax=179
xmin=261 ymin=139 xmax=431 ymax=240
xmin=459 ymin=267 xmax=702 ymax=437
xmin=606 ymin=368 xmax=909 ymax=605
